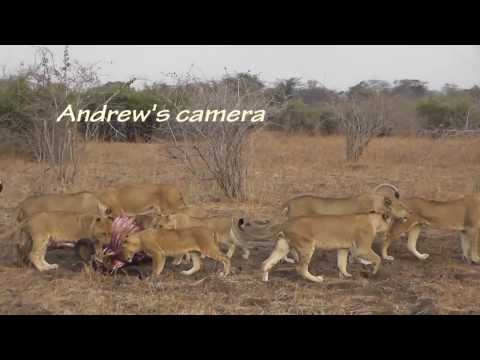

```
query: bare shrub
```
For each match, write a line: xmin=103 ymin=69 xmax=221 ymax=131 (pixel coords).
xmin=10 ymin=47 xmax=100 ymax=190
xmin=334 ymin=93 xmax=387 ymax=162
xmin=164 ymin=72 xmax=282 ymax=201
xmin=12 ymin=46 xmax=131 ymax=191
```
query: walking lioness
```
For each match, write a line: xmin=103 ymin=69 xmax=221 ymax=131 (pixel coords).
xmin=262 ymin=212 xmax=395 ymax=283
xmin=281 ymin=184 xmax=408 ymax=220
xmin=119 ymin=227 xmax=231 ymax=277
xmin=383 ymin=194 xmax=480 ymax=263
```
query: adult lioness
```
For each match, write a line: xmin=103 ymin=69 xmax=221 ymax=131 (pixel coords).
xmin=16 ymin=192 xmax=111 ymax=222
xmin=97 ymin=183 xmax=186 ymax=217
xmin=383 ymin=194 xmax=480 ymax=263
xmin=14 ymin=211 xmax=113 ymax=271
xmin=119 ymin=227 xmax=231 ymax=277
xmin=281 ymin=183 xmax=407 ymax=220
xmin=261 ymin=212 xmax=394 ymax=283
xmin=155 ymin=213 xmax=251 ymax=260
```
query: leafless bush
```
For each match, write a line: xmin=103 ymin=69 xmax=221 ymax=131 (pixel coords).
xmin=164 ymin=72 xmax=282 ymax=201
xmin=13 ymin=46 xmax=102 ymax=189
xmin=14 ymin=46 xmax=133 ymax=191
xmin=334 ymin=93 xmax=387 ymax=162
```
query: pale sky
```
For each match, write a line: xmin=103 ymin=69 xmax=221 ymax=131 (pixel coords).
xmin=0 ymin=45 xmax=479 ymax=91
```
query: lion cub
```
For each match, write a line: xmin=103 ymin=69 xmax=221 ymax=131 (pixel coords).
xmin=262 ymin=212 xmax=394 ymax=283
xmin=120 ymin=227 xmax=231 ymax=277
xmin=156 ymin=213 xmax=251 ymax=260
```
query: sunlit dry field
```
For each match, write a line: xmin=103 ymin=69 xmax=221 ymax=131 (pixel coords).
xmin=1 ymin=133 xmax=480 ymax=314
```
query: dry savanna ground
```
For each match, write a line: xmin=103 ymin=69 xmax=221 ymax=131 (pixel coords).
xmin=1 ymin=133 xmax=480 ymax=314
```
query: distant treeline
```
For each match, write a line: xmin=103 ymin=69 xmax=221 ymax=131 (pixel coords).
xmin=1 ymin=71 xmax=479 ymax=142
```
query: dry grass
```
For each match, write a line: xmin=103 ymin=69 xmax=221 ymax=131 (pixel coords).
xmin=1 ymin=133 xmax=480 ymax=314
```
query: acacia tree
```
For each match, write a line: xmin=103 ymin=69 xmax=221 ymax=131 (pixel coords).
xmin=335 ymin=93 xmax=387 ymax=162
xmin=13 ymin=46 xmax=133 ymax=191
xmin=14 ymin=46 xmax=103 ymax=190
xmin=164 ymin=72 xmax=282 ymax=201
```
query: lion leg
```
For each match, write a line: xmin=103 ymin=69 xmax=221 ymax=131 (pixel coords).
xmin=460 ymin=232 xmax=471 ymax=263
xmin=283 ymin=248 xmax=299 ymax=263
xmin=407 ymin=225 xmax=429 ymax=260
xmin=337 ymin=248 xmax=352 ymax=278
xmin=350 ymin=245 xmax=372 ymax=265
xmin=354 ymin=246 xmax=382 ymax=275
xmin=380 ymin=233 xmax=395 ymax=261
xmin=152 ymin=254 xmax=166 ymax=277
xmin=29 ymin=236 xmax=58 ymax=271
xmin=203 ymin=247 xmax=231 ymax=277
xmin=29 ymin=253 xmax=48 ymax=272
xmin=172 ymin=254 xmax=190 ymax=266
xmin=465 ymin=228 xmax=480 ymax=263
xmin=296 ymin=244 xmax=323 ymax=283
xmin=241 ymin=246 xmax=250 ymax=260
xmin=261 ymin=234 xmax=290 ymax=282
xmin=226 ymin=244 xmax=236 ymax=259
xmin=171 ymin=256 xmax=183 ymax=266
xmin=230 ymin=229 xmax=250 ymax=260
xmin=181 ymin=252 xmax=202 ymax=275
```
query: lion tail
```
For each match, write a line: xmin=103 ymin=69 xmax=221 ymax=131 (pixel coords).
xmin=15 ymin=230 xmax=32 ymax=266
xmin=0 ymin=217 xmax=32 ymax=266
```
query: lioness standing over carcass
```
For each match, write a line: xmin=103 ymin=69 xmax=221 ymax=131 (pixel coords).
xmin=119 ymin=227 xmax=231 ymax=277
xmin=97 ymin=183 xmax=186 ymax=217
xmin=16 ymin=191 xmax=111 ymax=222
xmin=383 ymin=194 xmax=480 ymax=263
xmin=261 ymin=212 xmax=395 ymax=283
xmin=12 ymin=211 xmax=113 ymax=271
xmin=155 ymin=213 xmax=251 ymax=260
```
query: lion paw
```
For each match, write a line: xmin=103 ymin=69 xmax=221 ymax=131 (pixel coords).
xmin=359 ymin=259 xmax=372 ymax=266
xmin=383 ymin=255 xmax=395 ymax=261
xmin=418 ymin=253 xmax=430 ymax=260
xmin=43 ymin=263 xmax=58 ymax=271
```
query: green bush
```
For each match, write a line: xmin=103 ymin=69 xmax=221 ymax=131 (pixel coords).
xmin=274 ymin=99 xmax=339 ymax=134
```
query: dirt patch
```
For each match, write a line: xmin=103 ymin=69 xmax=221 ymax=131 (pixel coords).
xmin=1 ymin=135 xmax=480 ymax=314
